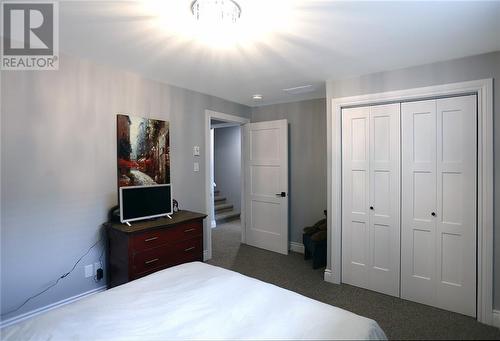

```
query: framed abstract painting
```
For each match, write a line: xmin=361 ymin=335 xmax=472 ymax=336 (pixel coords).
xmin=116 ymin=114 xmax=170 ymax=188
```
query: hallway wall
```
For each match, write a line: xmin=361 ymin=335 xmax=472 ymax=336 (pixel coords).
xmin=214 ymin=126 xmax=242 ymax=214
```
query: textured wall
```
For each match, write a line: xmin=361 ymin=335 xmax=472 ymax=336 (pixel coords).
xmin=326 ymin=51 xmax=500 ymax=309
xmin=251 ymin=98 xmax=327 ymax=244
xmin=214 ymin=126 xmax=241 ymax=214
xmin=0 ymin=53 xmax=251 ymax=320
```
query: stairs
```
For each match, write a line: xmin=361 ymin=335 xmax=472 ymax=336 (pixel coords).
xmin=214 ymin=189 xmax=240 ymax=224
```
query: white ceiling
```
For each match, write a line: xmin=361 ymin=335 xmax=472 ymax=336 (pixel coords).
xmin=59 ymin=1 xmax=500 ymax=107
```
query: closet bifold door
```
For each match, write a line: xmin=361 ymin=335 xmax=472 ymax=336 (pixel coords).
xmin=341 ymin=103 xmax=400 ymax=297
xmin=401 ymin=95 xmax=477 ymax=317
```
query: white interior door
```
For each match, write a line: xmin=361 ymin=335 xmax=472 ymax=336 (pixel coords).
xmin=401 ymin=99 xmax=437 ymax=304
xmin=342 ymin=106 xmax=370 ymax=288
xmin=244 ymin=120 xmax=288 ymax=254
xmin=401 ymin=95 xmax=477 ymax=317
xmin=342 ymin=103 xmax=400 ymax=297
xmin=368 ymin=104 xmax=401 ymax=296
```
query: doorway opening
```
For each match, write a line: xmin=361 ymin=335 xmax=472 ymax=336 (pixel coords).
xmin=210 ymin=120 xmax=243 ymax=262
xmin=204 ymin=110 xmax=289 ymax=261
xmin=204 ymin=110 xmax=249 ymax=261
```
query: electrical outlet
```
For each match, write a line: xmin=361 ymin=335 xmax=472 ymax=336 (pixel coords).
xmin=194 ymin=162 xmax=199 ymax=172
xmin=84 ymin=264 xmax=93 ymax=278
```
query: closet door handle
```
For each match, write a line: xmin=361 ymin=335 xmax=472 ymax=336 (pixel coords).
xmin=369 ymin=206 xmax=374 ymax=210
xmin=431 ymin=212 xmax=436 ymax=217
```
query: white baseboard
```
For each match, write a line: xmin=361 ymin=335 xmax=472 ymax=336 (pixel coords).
xmin=324 ymin=268 xmax=341 ymax=284
xmin=0 ymin=285 xmax=107 ymax=329
xmin=203 ymin=249 xmax=211 ymax=261
xmin=493 ymin=310 xmax=500 ymax=329
xmin=289 ymin=242 xmax=304 ymax=254
xmin=324 ymin=268 xmax=335 ymax=283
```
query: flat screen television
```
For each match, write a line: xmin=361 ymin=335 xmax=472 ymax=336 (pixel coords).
xmin=119 ymin=184 xmax=172 ymax=223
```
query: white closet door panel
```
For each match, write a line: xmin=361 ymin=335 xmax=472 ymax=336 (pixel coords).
xmin=435 ymin=95 xmax=476 ymax=317
xmin=342 ymin=107 xmax=370 ymax=288
xmin=401 ymin=100 xmax=437 ymax=306
xmin=401 ymin=96 xmax=477 ymax=317
xmin=342 ymin=104 xmax=400 ymax=297
xmin=368 ymin=103 xmax=400 ymax=297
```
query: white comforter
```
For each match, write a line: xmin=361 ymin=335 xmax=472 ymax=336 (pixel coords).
xmin=2 ymin=262 xmax=386 ymax=340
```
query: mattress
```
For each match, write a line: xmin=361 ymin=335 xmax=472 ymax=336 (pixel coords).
xmin=2 ymin=262 xmax=387 ymax=340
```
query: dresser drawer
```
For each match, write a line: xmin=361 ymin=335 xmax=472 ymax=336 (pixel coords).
xmin=132 ymin=246 xmax=170 ymax=275
xmin=166 ymin=221 xmax=203 ymax=243
xmin=169 ymin=237 xmax=203 ymax=266
xmin=131 ymin=221 xmax=203 ymax=252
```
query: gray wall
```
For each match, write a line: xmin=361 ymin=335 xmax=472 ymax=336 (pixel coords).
xmin=214 ymin=126 xmax=241 ymax=214
xmin=0 ymin=53 xmax=251 ymax=320
xmin=252 ymin=98 xmax=327 ymax=243
xmin=326 ymin=51 xmax=500 ymax=309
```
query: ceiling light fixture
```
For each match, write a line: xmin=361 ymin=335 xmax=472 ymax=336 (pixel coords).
xmin=191 ymin=0 xmax=242 ymax=24
xmin=252 ymin=94 xmax=263 ymax=101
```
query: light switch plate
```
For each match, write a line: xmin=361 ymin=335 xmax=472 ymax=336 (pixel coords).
xmin=194 ymin=162 xmax=199 ymax=172
xmin=193 ymin=146 xmax=200 ymax=156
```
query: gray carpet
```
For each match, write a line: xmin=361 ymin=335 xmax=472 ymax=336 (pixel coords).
xmin=207 ymin=220 xmax=500 ymax=340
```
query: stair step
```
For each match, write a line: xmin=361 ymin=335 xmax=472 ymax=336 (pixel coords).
xmin=215 ymin=203 xmax=233 ymax=213
xmin=215 ymin=210 xmax=240 ymax=223
xmin=214 ymin=196 xmax=226 ymax=203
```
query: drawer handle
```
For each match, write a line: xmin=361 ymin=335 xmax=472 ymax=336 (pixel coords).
xmin=144 ymin=258 xmax=159 ymax=265
xmin=144 ymin=237 xmax=158 ymax=242
xmin=184 ymin=228 xmax=196 ymax=233
xmin=184 ymin=246 xmax=196 ymax=252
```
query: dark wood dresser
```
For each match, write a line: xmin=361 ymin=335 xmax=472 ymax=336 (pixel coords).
xmin=104 ymin=210 xmax=206 ymax=288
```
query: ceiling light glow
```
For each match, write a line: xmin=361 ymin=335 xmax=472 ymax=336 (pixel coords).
xmin=142 ymin=0 xmax=299 ymax=49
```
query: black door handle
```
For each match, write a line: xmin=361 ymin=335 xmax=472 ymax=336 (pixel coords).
xmin=275 ymin=192 xmax=286 ymax=197
xmin=370 ymin=206 xmax=374 ymax=210
xmin=431 ymin=212 xmax=436 ymax=217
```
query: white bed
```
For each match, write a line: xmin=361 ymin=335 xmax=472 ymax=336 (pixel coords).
xmin=2 ymin=262 xmax=386 ymax=340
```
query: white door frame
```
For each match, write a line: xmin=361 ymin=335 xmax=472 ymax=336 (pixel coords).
xmin=204 ymin=110 xmax=250 ymax=261
xmin=326 ymin=79 xmax=494 ymax=325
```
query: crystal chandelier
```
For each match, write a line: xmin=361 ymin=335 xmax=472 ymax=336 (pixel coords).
xmin=191 ymin=0 xmax=242 ymax=24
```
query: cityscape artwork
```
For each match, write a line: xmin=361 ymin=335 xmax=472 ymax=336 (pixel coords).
xmin=117 ymin=114 xmax=170 ymax=187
